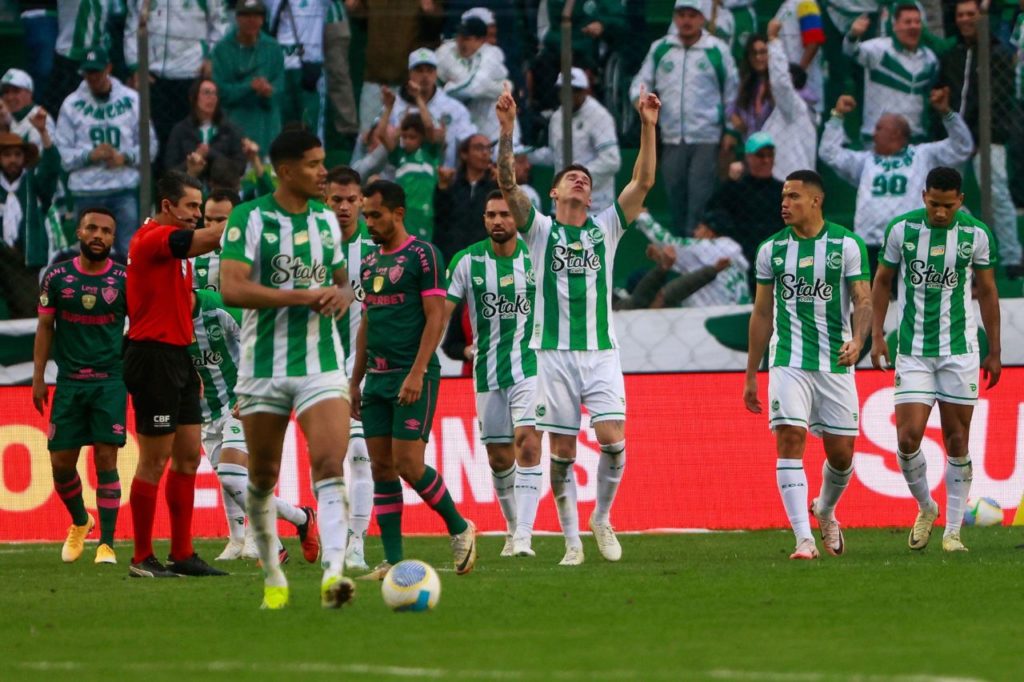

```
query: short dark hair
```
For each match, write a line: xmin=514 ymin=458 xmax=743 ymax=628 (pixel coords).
xmin=364 ymin=179 xmax=405 ymax=210
xmin=268 ymin=129 xmax=322 ymax=167
xmin=925 ymin=166 xmax=962 ymax=193
xmin=485 ymin=189 xmax=505 ymax=204
xmin=551 ymin=163 xmax=593 ymax=190
xmin=785 ymin=169 xmax=825 ymax=193
xmin=893 ymin=3 xmax=921 ymax=20
xmin=326 ymin=166 xmax=362 ymax=187
xmin=77 ymin=206 xmax=117 ymax=226
xmin=156 ymin=170 xmax=203 ymax=207
xmin=206 ymin=188 xmax=240 ymax=207
xmin=399 ymin=112 xmax=427 ymax=137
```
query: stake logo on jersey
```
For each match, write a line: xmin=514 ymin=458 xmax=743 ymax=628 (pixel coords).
xmin=881 ymin=209 xmax=994 ymax=357
xmin=337 ymin=221 xmax=375 ymax=374
xmin=188 ymin=290 xmax=241 ymax=423
xmin=755 ymin=222 xmax=869 ymax=374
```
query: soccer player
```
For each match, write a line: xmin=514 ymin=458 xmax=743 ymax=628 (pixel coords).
xmin=744 ymin=170 xmax=872 ymax=560
xmin=188 ymin=288 xmax=319 ymax=564
xmin=870 ymin=166 xmax=1001 ymax=553
xmin=191 ymin=189 xmax=238 ymax=292
xmin=125 ymin=171 xmax=226 ymax=578
xmin=220 ymin=129 xmax=355 ymax=610
xmin=324 ymin=166 xmax=375 ymax=571
xmin=495 ymin=83 xmax=661 ymax=565
xmin=445 ymin=190 xmax=543 ymax=557
xmin=32 ymin=208 xmax=126 ymax=565
xmin=349 ymin=179 xmax=477 ymax=579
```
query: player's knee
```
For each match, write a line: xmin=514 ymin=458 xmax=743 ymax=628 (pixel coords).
xmin=516 ymin=433 xmax=541 ymax=467
xmin=776 ymin=427 xmax=806 ymax=456
xmin=595 ymin=421 xmax=625 ymax=445
xmin=397 ymin=458 xmax=426 ymax=484
xmin=897 ymin=432 xmax=923 ymax=454
xmin=93 ymin=448 xmax=118 ymax=472
xmin=310 ymin=456 xmax=343 ymax=481
xmin=485 ymin=444 xmax=515 ymax=472
xmin=944 ymin=430 xmax=969 ymax=458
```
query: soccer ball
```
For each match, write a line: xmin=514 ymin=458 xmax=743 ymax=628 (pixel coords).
xmin=381 ymin=560 xmax=441 ymax=612
xmin=963 ymin=497 xmax=1003 ymax=527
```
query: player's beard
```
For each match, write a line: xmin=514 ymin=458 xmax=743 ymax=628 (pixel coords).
xmin=489 ymin=228 xmax=514 ymax=244
xmin=79 ymin=239 xmax=111 ymax=262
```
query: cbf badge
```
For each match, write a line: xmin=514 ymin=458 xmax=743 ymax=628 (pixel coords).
xmin=373 ymin=275 xmax=384 ymax=293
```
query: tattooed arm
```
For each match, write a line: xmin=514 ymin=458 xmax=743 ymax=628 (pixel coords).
xmin=495 ymin=83 xmax=535 ymax=230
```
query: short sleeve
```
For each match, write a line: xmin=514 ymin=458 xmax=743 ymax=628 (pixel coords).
xmin=973 ymin=223 xmax=995 ymax=270
xmin=844 ymin=234 xmax=870 ymax=281
xmin=419 ymin=242 xmax=447 ymax=297
xmin=133 ymin=224 xmax=177 ymax=261
xmin=37 ymin=265 xmax=57 ymax=314
xmin=445 ymin=250 xmax=469 ymax=304
xmin=754 ymin=240 xmax=775 ymax=284
xmin=221 ymin=204 xmax=254 ymax=265
xmin=520 ymin=206 xmax=553 ymax=249
xmin=324 ymin=212 xmax=345 ymax=271
xmin=880 ymin=219 xmax=904 ymax=269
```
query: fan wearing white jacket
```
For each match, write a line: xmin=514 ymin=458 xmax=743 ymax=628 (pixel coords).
xmin=762 ymin=20 xmax=818 ymax=182
xmin=436 ymin=17 xmax=508 ymax=144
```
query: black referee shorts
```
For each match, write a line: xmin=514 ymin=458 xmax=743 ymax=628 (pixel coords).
xmin=124 ymin=340 xmax=202 ymax=435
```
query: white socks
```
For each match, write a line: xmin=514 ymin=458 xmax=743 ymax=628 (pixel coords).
xmin=817 ymin=460 xmax=853 ymax=517
xmin=275 ymin=496 xmax=307 ymax=527
xmin=247 ymin=484 xmax=285 ymax=586
xmin=776 ymin=459 xmax=811 ymax=541
xmin=550 ymin=456 xmax=580 ymax=548
xmin=898 ymin=449 xmax=936 ymax=512
xmin=217 ymin=463 xmax=247 ymax=541
xmin=491 ymin=464 xmax=517 ymax=534
xmin=514 ymin=464 xmax=542 ymax=540
xmin=944 ymin=455 xmax=973 ymax=537
xmin=313 ymin=476 xmax=349 ymax=576
xmin=593 ymin=441 xmax=626 ymax=525
xmin=347 ymin=437 xmax=373 ymax=539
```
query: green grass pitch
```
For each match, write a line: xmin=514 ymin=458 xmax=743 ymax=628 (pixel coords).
xmin=1 ymin=530 xmax=1021 ymax=682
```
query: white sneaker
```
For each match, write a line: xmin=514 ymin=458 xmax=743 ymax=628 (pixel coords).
xmin=589 ymin=515 xmax=622 ymax=562
xmin=512 ymin=535 xmax=535 ymax=557
xmin=358 ymin=561 xmax=392 ymax=581
xmin=810 ymin=498 xmax=845 ymax=557
xmin=450 ymin=520 xmax=477 ymax=575
xmin=559 ymin=544 xmax=584 ymax=566
xmin=789 ymin=537 xmax=819 ymax=560
xmin=345 ymin=534 xmax=369 ymax=571
xmin=500 ymin=534 xmax=515 ymax=557
xmin=216 ymin=538 xmax=245 ymax=561
xmin=942 ymin=532 xmax=968 ymax=552
xmin=909 ymin=501 xmax=940 ymax=551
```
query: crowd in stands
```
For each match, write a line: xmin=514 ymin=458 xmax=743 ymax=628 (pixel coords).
xmin=1 ymin=0 xmax=1023 ymax=320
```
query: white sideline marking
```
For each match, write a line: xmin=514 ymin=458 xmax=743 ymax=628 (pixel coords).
xmin=13 ymin=662 xmax=989 ymax=682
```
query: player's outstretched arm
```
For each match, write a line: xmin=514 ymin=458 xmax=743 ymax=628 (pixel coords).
xmin=495 ymin=83 xmax=534 ymax=230
xmin=617 ymin=86 xmax=660 ymax=225
xmin=221 ymin=259 xmax=321 ymax=310
xmin=187 ymin=220 xmax=226 ymax=258
xmin=839 ymin=279 xmax=872 ymax=367
xmin=31 ymin=312 xmax=55 ymax=415
xmin=870 ymin=264 xmax=896 ymax=369
xmin=976 ymin=268 xmax=1002 ymax=389
xmin=349 ymin=312 xmax=368 ymax=421
xmin=744 ymin=283 xmax=774 ymax=413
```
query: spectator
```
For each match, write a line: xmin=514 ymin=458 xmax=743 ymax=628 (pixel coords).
xmin=1 ymin=69 xmax=56 ymax=149
xmin=264 ymin=0 xmax=330 ymax=132
xmin=843 ymin=5 xmax=939 ymax=140
xmin=818 ymin=90 xmax=973 ymax=270
xmin=124 ymin=0 xmax=227 ymax=157
xmin=763 ymin=20 xmax=819 ymax=181
xmin=238 ymin=138 xmax=277 ymax=201
xmin=322 ymin=1 xmax=358 ymax=138
xmin=708 ymin=131 xmax=785 ymax=287
xmin=165 ymin=79 xmax=247 ymax=192
xmin=936 ymin=0 xmax=1023 ymax=273
xmin=514 ymin=146 xmax=542 ymax=210
xmin=449 ymin=5 xmax=526 ymax=97
xmin=54 ymin=47 xmax=156 ymax=257
xmin=18 ymin=1 xmax=58 ymax=100
xmin=631 ymin=0 xmax=738 ymax=234
xmin=772 ymin=0 xmax=825 ymax=112
xmin=531 ymin=67 xmax=620 ymax=213
xmin=211 ymin=0 xmax=285 ymax=154
xmin=726 ymin=34 xmax=773 ymax=146
xmin=0 ymin=122 xmax=59 ymax=319
xmin=42 ymin=0 xmax=108 ymax=117
xmin=436 ymin=17 xmax=509 ymax=144
xmin=723 ymin=0 xmax=760 ymax=62
xmin=440 ymin=300 xmax=474 ymax=377
xmin=389 ymin=49 xmax=477 ymax=168
xmin=434 ymin=133 xmax=499 ymax=263
xmin=613 ymin=237 xmax=731 ymax=310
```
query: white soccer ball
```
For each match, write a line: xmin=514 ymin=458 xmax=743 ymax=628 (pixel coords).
xmin=381 ymin=560 xmax=441 ymax=612
xmin=963 ymin=497 xmax=1003 ymax=527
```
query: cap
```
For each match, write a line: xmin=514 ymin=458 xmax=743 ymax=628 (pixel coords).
xmin=1 ymin=69 xmax=33 ymax=94
xmin=744 ymin=131 xmax=775 ymax=155
xmin=457 ymin=17 xmax=488 ymax=39
xmin=699 ymin=209 xmax=736 ymax=238
xmin=78 ymin=47 xmax=111 ymax=73
xmin=408 ymin=48 xmax=438 ymax=70
xmin=462 ymin=7 xmax=496 ymax=25
xmin=674 ymin=0 xmax=704 ymax=14
xmin=0 ymin=132 xmax=40 ymax=167
xmin=235 ymin=0 xmax=267 ymax=15
xmin=555 ymin=67 xmax=588 ymax=90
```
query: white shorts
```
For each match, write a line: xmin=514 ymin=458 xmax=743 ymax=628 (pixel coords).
xmin=236 ymin=370 xmax=350 ymax=417
xmin=768 ymin=366 xmax=859 ymax=438
xmin=201 ymin=414 xmax=247 ymax=468
xmin=476 ymin=376 xmax=538 ymax=444
xmin=535 ymin=349 xmax=626 ymax=436
xmin=894 ymin=353 xmax=979 ymax=407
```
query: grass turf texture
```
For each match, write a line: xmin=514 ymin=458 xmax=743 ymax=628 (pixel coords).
xmin=1 ymin=530 xmax=1020 ymax=682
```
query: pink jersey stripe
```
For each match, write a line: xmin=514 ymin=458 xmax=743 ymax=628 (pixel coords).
xmin=37 ymin=307 xmax=56 ymax=315
xmin=73 ymin=255 xmax=113 ymax=275
xmin=374 ymin=502 xmax=403 ymax=516
xmin=381 ymin=235 xmax=416 ymax=255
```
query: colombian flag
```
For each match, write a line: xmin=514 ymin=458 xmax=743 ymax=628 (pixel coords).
xmin=797 ymin=0 xmax=826 ymax=46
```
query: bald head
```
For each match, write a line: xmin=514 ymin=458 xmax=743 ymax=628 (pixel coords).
xmin=874 ymin=114 xmax=911 ymax=156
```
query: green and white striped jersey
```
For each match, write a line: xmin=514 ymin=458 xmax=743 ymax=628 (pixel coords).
xmin=189 ymin=289 xmax=241 ymax=423
xmin=447 ymin=238 xmax=537 ymax=393
xmin=755 ymin=222 xmax=869 ymax=373
xmin=880 ymin=209 xmax=994 ymax=357
xmin=221 ymin=194 xmax=346 ymax=379
xmin=57 ymin=1 xmax=108 ymax=61
xmin=521 ymin=203 xmax=627 ymax=351
xmin=191 ymin=250 xmax=221 ymax=291
xmin=337 ymin=220 xmax=375 ymax=375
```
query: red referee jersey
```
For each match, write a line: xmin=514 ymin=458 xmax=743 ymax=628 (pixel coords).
xmin=127 ymin=218 xmax=194 ymax=346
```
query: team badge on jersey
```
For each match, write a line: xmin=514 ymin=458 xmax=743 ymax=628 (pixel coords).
xmin=389 ymin=265 xmax=404 ymax=284
xmin=82 ymin=294 xmax=96 ymax=310
xmin=957 ymin=241 xmax=973 ymax=259
xmin=826 ymin=251 xmax=843 ymax=270
xmin=102 ymin=286 xmax=118 ymax=304
xmin=588 ymin=227 xmax=604 ymax=244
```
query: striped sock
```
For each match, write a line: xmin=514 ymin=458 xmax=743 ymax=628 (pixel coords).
xmin=166 ymin=471 xmax=196 ymax=562
xmin=413 ymin=466 xmax=468 ymax=535
xmin=313 ymin=476 xmax=349 ymax=575
xmin=96 ymin=469 xmax=121 ymax=546
xmin=491 ymin=464 xmax=517 ymax=534
xmin=130 ymin=477 xmax=158 ymax=563
xmin=53 ymin=470 xmax=89 ymax=526
xmin=373 ymin=480 xmax=404 ymax=564
xmin=550 ymin=457 xmax=580 ymax=548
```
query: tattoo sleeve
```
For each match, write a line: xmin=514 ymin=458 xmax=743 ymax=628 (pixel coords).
xmin=497 ymin=131 xmax=533 ymax=228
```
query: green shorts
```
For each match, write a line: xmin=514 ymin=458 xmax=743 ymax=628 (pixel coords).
xmin=48 ymin=381 xmax=128 ymax=451
xmin=361 ymin=372 xmax=439 ymax=442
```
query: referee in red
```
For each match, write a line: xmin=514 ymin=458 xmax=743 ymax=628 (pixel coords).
xmin=125 ymin=171 xmax=227 ymax=578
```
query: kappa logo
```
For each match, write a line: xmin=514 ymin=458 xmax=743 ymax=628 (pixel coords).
xmin=826 ymin=251 xmax=843 ymax=270
xmin=957 ymin=241 xmax=974 ymax=259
